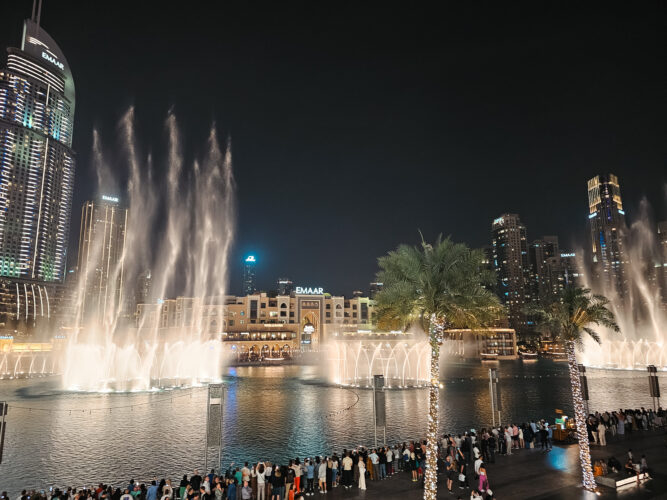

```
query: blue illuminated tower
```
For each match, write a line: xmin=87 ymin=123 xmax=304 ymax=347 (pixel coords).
xmin=587 ymin=174 xmax=627 ymax=297
xmin=0 ymin=15 xmax=76 ymax=283
xmin=243 ymin=255 xmax=257 ymax=295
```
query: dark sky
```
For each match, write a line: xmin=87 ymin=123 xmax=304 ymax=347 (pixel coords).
xmin=1 ymin=1 xmax=665 ymax=296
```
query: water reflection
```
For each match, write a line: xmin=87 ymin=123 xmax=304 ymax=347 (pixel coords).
xmin=0 ymin=360 xmax=664 ymax=495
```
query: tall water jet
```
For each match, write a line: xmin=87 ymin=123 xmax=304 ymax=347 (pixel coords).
xmin=326 ymin=338 xmax=431 ymax=388
xmin=580 ymin=198 xmax=667 ymax=370
xmin=62 ymin=109 xmax=235 ymax=391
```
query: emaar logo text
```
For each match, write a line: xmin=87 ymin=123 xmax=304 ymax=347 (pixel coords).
xmin=41 ymin=51 xmax=64 ymax=71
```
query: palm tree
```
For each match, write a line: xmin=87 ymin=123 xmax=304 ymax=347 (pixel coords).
xmin=375 ymin=235 xmax=502 ymax=500
xmin=528 ymin=287 xmax=619 ymax=492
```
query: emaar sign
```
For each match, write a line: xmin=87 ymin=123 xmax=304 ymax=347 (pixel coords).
xmin=41 ymin=51 xmax=64 ymax=70
xmin=296 ymin=287 xmax=324 ymax=295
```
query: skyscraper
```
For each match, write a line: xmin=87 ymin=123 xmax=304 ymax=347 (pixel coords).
xmin=0 ymin=16 xmax=76 ymax=283
xmin=658 ymin=221 xmax=667 ymax=304
xmin=529 ymin=236 xmax=561 ymax=301
xmin=368 ymin=281 xmax=384 ymax=298
xmin=243 ymin=255 xmax=257 ymax=295
xmin=277 ymin=277 xmax=293 ymax=295
xmin=491 ymin=214 xmax=531 ymax=332
xmin=559 ymin=250 xmax=582 ymax=288
xmin=587 ymin=174 xmax=627 ymax=296
xmin=77 ymin=196 xmax=127 ymax=324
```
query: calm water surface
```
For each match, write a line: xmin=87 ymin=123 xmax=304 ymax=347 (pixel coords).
xmin=0 ymin=359 xmax=663 ymax=495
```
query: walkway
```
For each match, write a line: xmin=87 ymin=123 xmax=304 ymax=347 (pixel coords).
xmin=310 ymin=429 xmax=667 ymax=499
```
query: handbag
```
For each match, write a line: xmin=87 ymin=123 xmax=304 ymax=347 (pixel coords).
xmin=458 ymin=473 xmax=465 ymax=482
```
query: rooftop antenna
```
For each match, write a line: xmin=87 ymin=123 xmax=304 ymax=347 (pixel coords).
xmin=36 ymin=0 xmax=43 ymax=28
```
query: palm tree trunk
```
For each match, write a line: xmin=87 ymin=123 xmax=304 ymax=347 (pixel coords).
xmin=423 ymin=323 xmax=440 ymax=500
xmin=566 ymin=340 xmax=596 ymax=491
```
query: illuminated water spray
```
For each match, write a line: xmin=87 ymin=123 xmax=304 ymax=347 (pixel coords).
xmin=62 ymin=108 xmax=235 ymax=391
xmin=580 ymin=200 xmax=667 ymax=370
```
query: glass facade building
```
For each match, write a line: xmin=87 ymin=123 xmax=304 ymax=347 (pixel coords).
xmin=77 ymin=197 xmax=128 ymax=325
xmin=587 ymin=174 xmax=627 ymax=297
xmin=491 ymin=213 xmax=531 ymax=333
xmin=0 ymin=19 xmax=75 ymax=283
xmin=243 ymin=255 xmax=256 ymax=295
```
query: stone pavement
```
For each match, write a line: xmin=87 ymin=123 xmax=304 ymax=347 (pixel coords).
xmin=304 ymin=429 xmax=667 ymax=499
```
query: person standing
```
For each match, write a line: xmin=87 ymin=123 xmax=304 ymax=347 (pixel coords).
xmin=504 ymin=427 xmax=513 ymax=456
xmin=238 ymin=483 xmax=250 ymax=500
xmin=256 ymin=463 xmax=266 ymax=500
xmin=271 ymin=466 xmax=284 ymax=500
xmin=291 ymin=460 xmax=301 ymax=494
xmin=331 ymin=455 xmax=338 ymax=488
xmin=386 ymin=446 xmax=393 ymax=476
xmin=226 ymin=481 xmax=236 ymax=500
xmin=147 ymin=482 xmax=158 ymax=500
xmin=317 ymin=459 xmax=327 ymax=494
xmin=341 ymin=453 xmax=353 ymax=489
xmin=379 ymin=448 xmax=387 ymax=479
xmin=285 ymin=463 xmax=294 ymax=497
xmin=478 ymin=466 xmax=490 ymax=496
xmin=357 ymin=457 xmax=366 ymax=490
xmin=191 ymin=472 xmax=202 ymax=494
xmin=305 ymin=460 xmax=315 ymax=495
xmin=598 ymin=419 xmax=607 ymax=446
xmin=369 ymin=450 xmax=380 ymax=481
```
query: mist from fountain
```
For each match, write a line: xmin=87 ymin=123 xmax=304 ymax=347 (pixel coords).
xmin=580 ymin=198 xmax=667 ymax=370
xmin=326 ymin=338 xmax=431 ymax=388
xmin=62 ymin=108 xmax=236 ymax=391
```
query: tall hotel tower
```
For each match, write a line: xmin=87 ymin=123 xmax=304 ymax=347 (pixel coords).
xmin=587 ymin=174 xmax=627 ymax=297
xmin=77 ymin=196 xmax=128 ymax=325
xmin=0 ymin=16 xmax=75 ymax=283
xmin=492 ymin=214 xmax=531 ymax=333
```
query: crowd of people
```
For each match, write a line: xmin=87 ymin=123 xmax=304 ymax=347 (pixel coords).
xmin=585 ymin=407 xmax=664 ymax=446
xmin=3 ymin=406 xmax=663 ymax=500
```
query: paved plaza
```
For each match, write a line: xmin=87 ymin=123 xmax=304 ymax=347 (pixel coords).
xmin=310 ymin=429 xmax=667 ymax=499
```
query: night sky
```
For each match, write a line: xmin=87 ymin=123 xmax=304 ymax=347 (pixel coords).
xmin=1 ymin=2 xmax=665 ymax=296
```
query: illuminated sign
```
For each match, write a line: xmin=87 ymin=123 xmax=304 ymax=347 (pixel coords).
xmin=493 ymin=217 xmax=504 ymax=225
xmin=102 ymin=195 xmax=119 ymax=203
xmin=245 ymin=255 xmax=256 ymax=263
xmin=588 ymin=213 xmax=597 ymax=219
xmin=296 ymin=287 xmax=324 ymax=295
xmin=41 ymin=51 xmax=64 ymax=70
xmin=618 ymin=209 xmax=625 ymax=215
xmin=560 ymin=253 xmax=575 ymax=258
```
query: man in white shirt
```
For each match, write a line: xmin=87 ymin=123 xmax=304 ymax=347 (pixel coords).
xmin=369 ymin=450 xmax=380 ymax=481
xmin=386 ymin=448 xmax=393 ymax=475
xmin=341 ymin=453 xmax=353 ymax=489
xmin=474 ymin=457 xmax=484 ymax=476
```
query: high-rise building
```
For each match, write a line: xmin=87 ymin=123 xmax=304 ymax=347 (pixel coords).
xmin=277 ymin=277 xmax=293 ymax=295
xmin=133 ymin=269 xmax=152 ymax=312
xmin=491 ymin=214 xmax=531 ymax=332
xmin=529 ymin=236 xmax=561 ymax=301
xmin=587 ymin=174 xmax=627 ymax=296
xmin=559 ymin=250 xmax=582 ymax=288
xmin=77 ymin=196 xmax=127 ymax=324
xmin=658 ymin=221 xmax=667 ymax=304
xmin=0 ymin=17 xmax=76 ymax=283
xmin=243 ymin=255 xmax=257 ymax=295
xmin=368 ymin=281 xmax=384 ymax=297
